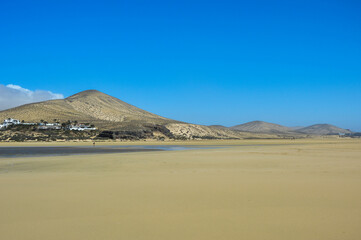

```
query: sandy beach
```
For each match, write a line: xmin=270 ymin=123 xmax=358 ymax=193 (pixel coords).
xmin=1 ymin=139 xmax=360 ymax=240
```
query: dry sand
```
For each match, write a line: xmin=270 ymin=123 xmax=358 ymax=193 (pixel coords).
xmin=0 ymin=139 xmax=360 ymax=240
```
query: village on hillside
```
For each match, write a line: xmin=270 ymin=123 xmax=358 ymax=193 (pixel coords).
xmin=0 ymin=118 xmax=97 ymax=131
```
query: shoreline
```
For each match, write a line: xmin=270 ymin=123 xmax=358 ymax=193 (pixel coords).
xmin=0 ymin=137 xmax=358 ymax=147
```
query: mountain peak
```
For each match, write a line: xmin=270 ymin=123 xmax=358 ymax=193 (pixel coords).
xmin=248 ymin=120 xmax=266 ymax=124
xmin=67 ymin=90 xmax=105 ymax=99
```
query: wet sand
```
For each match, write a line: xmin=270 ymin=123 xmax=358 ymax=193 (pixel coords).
xmin=0 ymin=146 xmax=165 ymax=158
xmin=0 ymin=139 xmax=360 ymax=240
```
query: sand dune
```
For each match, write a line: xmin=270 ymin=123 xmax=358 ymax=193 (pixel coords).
xmin=0 ymin=139 xmax=360 ymax=240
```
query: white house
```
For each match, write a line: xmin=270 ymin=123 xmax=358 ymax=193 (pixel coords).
xmin=1 ymin=118 xmax=21 ymax=129
xmin=4 ymin=118 xmax=20 ymax=125
xmin=69 ymin=124 xmax=96 ymax=131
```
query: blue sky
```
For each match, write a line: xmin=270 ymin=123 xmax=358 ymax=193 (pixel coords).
xmin=1 ymin=0 xmax=360 ymax=130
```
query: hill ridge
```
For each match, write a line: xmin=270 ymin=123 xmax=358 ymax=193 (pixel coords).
xmin=230 ymin=120 xmax=293 ymax=134
xmin=295 ymin=124 xmax=351 ymax=135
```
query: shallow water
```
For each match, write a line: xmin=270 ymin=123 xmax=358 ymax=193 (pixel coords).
xmin=0 ymin=145 xmax=211 ymax=158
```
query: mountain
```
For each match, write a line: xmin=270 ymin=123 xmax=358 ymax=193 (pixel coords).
xmin=230 ymin=121 xmax=293 ymax=134
xmin=0 ymin=90 xmax=279 ymax=140
xmin=230 ymin=121 xmax=351 ymax=135
xmin=5 ymin=89 xmax=344 ymax=139
xmin=0 ymin=90 xmax=177 ymax=130
xmin=295 ymin=124 xmax=351 ymax=135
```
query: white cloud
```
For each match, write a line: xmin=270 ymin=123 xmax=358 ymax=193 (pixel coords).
xmin=0 ymin=84 xmax=64 ymax=111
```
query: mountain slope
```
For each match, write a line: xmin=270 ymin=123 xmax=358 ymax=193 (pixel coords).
xmin=295 ymin=124 xmax=351 ymax=135
xmin=65 ymin=90 xmax=171 ymax=123
xmin=0 ymin=90 xmax=176 ymax=129
xmin=230 ymin=121 xmax=293 ymax=134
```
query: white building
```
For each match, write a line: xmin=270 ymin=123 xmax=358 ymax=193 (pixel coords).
xmin=69 ymin=124 xmax=96 ymax=131
xmin=4 ymin=118 xmax=20 ymax=125
xmin=38 ymin=122 xmax=61 ymax=130
xmin=1 ymin=118 xmax=21 ymax=129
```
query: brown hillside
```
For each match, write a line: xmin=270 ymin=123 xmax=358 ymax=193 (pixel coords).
xmin=0 ymin=90 xmax=176 ymax=129
xmin=230 ymin=121 xmax=293 ymax=134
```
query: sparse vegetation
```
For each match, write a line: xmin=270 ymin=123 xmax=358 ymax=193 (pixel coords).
xmin=0 ymin=120 xmax=98 ymax=142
